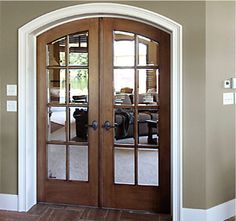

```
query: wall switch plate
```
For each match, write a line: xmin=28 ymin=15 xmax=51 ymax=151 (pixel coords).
xmin=224 ymin=80 xmax=231 ymax=88
xmin=223 ymin=92 xmax=234 ymax=105
xmin=7 ymin=100 xmax=17 ymax=112
xmin=7 ymin=84 xmax=17 ymax=96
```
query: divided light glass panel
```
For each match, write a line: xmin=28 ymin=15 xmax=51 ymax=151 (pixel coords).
xmin=48 ymin=107 xmax=66 ymax=142
xmin=114 ymin=31 xmax=135 ymax=67
xmin=69 ymin=69 xmax=88 ymax=104
xmin=46 ymin=31 xmax=90 ymax=182
xmin=114 ymin=147 xmax=135 ymax=185
xmin=47 ymin=69 xmax=66 ymax=104
xmin=138 ymin=148 xmax=159 ymax=186
xmin=47 ymin=144 xmax=66 ymax=180
xmin=137 ymin=110 xmax=158 ymax=146
xmin=47 ymin=37 xmax=66 ymax=66
xmin=69 ymin=32 xmax=88 ymax=66
xmin=114 ymin=69 xmax=134 ymax=105
xmin=138 ymin=69 xmax=159 ymax=105
xmin=69 ymin=145 xmax=88 ymax=181
xmin=114 ymin=109 xmax=135 ymax=145
xmin=69 ymin=107 xmax=88 ymax=142
xmin=113 ymin=30 xmax=160 ymax=186
xmin=138 ymin=35 xmax=159 ymax=66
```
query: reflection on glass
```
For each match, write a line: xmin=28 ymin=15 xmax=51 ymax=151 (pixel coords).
xmin=138 ymin=110 xmax=158 ymax=145
xmin=69 ymin=32 xmax=88 ymax=66
xmin=138 ymin=69 xmax=158 ymax=105
xmin=47 ymin=144 xmax=66 ymax=180
xmin=114 ymin=69 xmax=134 ymax=105
xmin=69 ymin=107 xmax=76 ymax=141
xmin=48 ymin=107 xmax=66 ymax=141
xmin=69 ymin=69 xmax=88 ymax=103
xmin=47 ymin=37 xmax=66 ymax=66
xmin=72 ymin=107 xmax=88 ymax=142
xmin=114 ymin=147 xmax=135 ymax=184
xmin=114 ymin=109 xmax=134 ymax=144
xmin=138 ymin=35 xmax=159 ymax=66
xmin=114 ymin=31 xmax=135 ymax=66
xmin=47 ymin=69 xmax=66 ymax=104
xmin=138 ymin=148 xmax=158 ymax=186
xmin=69 ymin=145 xmax=88 ymax=181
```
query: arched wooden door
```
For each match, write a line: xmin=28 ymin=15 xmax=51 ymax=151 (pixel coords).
xmin=37 ymin=17 xmax=170 ymax=213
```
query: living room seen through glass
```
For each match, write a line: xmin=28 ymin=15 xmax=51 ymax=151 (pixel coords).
xmin=113 ymin=31 xmax=159 ymax=186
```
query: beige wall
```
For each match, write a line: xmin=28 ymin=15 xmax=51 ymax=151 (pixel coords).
xmin=206 ymin=1 xmax=235 ymax=208
xmin=127 ymin=0 xmax=207 ymax=209
xmin=0 ymin=1 xmax=2 ymax=192
xmin=0 ymin=1 xmax=234 ymax=210
xmin=0 ymin=0 xmax=79 ymax=195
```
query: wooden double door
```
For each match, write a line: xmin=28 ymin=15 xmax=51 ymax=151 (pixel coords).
xmin=37 ymin=18 xmax=170 ymax=213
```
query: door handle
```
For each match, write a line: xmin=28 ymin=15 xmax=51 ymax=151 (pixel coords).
xmin=102 ymin=121 xmax=117 ymax=130
xmin=87 ymin=120 xmax=98 ymax=130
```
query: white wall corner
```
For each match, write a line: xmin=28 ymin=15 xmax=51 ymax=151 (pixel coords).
xmin=0 ymin=194 xmax=18 ymax=211
xmin=182 ymin=199 xmax=236 ymax=221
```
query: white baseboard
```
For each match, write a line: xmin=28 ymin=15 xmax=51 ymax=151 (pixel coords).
xmin=182 ymin=199 xmax=236 ymax=221
xmin=0 ymin=193 xmax=235 ymax=221
xmin=0 ymin=194 xmax=18 ymax=211
xmin=207 ymin=199 xmax=235 ymax=221
xmin=182 ymin=208 xmax=206 ymax=221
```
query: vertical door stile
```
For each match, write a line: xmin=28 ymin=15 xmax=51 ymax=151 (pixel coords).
xmin=134 ymin=34 xmax=139 ymax=186
xmin=98 ymin=17 xmax=104 ymax=207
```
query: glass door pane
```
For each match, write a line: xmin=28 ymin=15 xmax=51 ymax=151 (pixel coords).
xmin=47 ymin=144 xmax=66 ymax=180
xmin=69 ymin=145 xmax=88 ymax=181
xmin=69 ymin=32 xmax=88 ymax=66
xmin=113 ymin=30 xmax=159 ymax=186
xmin=46 ymin=31 xmax=90 ymax=182
xmin=47 ymin=37 xmax=66 ymax=66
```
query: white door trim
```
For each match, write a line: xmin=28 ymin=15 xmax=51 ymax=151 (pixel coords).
xmin=18 ymin=3 xmax=182 ymax=221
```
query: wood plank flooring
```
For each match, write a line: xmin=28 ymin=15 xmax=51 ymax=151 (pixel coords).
xmin=0 ymin=203 xmax=171 ymax=221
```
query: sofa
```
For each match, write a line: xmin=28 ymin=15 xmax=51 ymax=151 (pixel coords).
xmin=114 ymin=90 xmax=158 ymax=140
xmin=115 ymin=109 xmax=158 ymax=140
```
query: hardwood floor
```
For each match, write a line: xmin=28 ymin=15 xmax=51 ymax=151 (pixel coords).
xmin=0 ymin=203 xmax=171 ymax=221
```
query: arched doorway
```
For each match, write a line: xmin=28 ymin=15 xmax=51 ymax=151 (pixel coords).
xmin=18 ymin=3 xmax=182 ymax=220
xmin=37 ymin=17 xmax=170 ymax=213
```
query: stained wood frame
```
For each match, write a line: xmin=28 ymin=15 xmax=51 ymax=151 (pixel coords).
xmin=37 ymin=17 xmax=171 ymax=214
xmin=100 ymin=18 xmax=171 ymax=213
xmin=37 ymin=18 xmax=99 ymax=206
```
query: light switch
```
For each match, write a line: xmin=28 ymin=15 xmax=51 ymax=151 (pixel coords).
xmin=7 ymin=84 xmax=17 ymax=96
xmin=7 ymin=100 xmax=17 ymax=112
xmin=223 ymin=92 xmax=234 ymax=105
xmin=224 ymin=80 xmax=231 ymax=88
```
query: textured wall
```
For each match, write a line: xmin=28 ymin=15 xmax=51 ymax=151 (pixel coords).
xmin=206 ymin=1 xmax=235 ymax=208
xmin=0 ymin=1 xmax=234 ymax=210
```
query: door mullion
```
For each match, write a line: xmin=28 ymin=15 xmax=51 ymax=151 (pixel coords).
xmin=98 ymin=17 xmax=104 ymax=208
xmin=65 ymin=35 xmax=70 ymax=181
xmin=134 ymin=34 xmax=139 ymax=185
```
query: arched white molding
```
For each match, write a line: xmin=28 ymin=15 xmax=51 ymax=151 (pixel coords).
xmin=18 ymin=3 xmax=182 ymax=221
